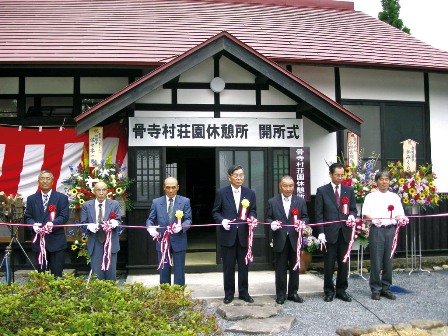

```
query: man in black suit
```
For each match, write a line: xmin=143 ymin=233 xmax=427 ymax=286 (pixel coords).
xmin=315 ymin=162 xmax=357 ymax=302
xmin=24 ymin=170 xmax=69 ymax=277
xmin=212 ymin=165 xmax=257 ymax=304
xmin=266 ymin=175 xmax=309 ymax=305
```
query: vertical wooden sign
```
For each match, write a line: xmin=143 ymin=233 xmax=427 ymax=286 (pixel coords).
xmin=402 ymin=139 xmax=417 ymax=172
xmin=346 ymin=132 xmax=359 ymax=167
xmin=89 ymin=127 xmax=103 ymax=167
xmin=289 ymin=147 xmax=311 ymax=201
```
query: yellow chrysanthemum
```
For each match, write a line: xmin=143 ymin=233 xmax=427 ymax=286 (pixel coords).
xmin=115 ymin=187 xmax=123 ymax=195
xmin=398 ymin=178 xmax=405 ymax=185
xmin=241 ymin=199 xmax=250 ymax=208
xmin=403 ymin=198 xmax=409 ymax=204
xmin=71 ymin=244 xmax=77 ymax=251
xmin=408 ymin=188 xmax=416 ymax=195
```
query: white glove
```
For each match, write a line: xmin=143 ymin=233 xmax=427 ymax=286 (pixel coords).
xmin=172 ymin=223 xmax=182 ymax=233
xmin=347 ymin=215 xmax=355 ymax=222
xmin=87 ymin=223 xmax=99 ymax=233
xmin=222 ymin=219 xmax=231 ymax=231
xmin=318 ymin=233 xmax=326 ymax=244
xmin=147 ymin=226 xmax=158 ymax=237
xmin=110 ymin=219 xmax=119 ymax=228
xmin=33 ymin=223 xmax=42 ymax=233
xmin=45 ymin=221 xmax=54 ymax=228
xmin=271 ymin=221 xmax=281 ymax=231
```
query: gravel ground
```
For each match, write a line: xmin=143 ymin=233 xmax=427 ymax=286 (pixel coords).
xmin=215 ymin=269 xmax=448 ymax=336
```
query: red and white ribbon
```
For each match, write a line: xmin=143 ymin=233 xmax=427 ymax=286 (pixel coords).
xmin=100 ymin=221 xmax=113 ymax=271
xmin=245 ymin=216 xmax=258 ymax=264
xmin=157 ymin=225 xmax=174 ymax=270
xmin=390 ymin=216 xmax=409 ymax=258
xmin=292 ymin=220 xmax=306 ymax=271
xmin=32 ymin=224 xmax=53 ymax=269
xmin=240 ymin=207 xmax=248 ymax=221
xmin=342 ymin=216 xmax=357 ymax=263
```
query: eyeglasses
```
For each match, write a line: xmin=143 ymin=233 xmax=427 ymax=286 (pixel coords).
xmin=231 ymin=174 xmax=245 ymax=179
xmin=333 ymin=174 xmax=345 ymax=178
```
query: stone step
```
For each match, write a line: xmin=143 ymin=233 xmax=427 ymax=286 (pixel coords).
xmin=226 ymin=317 xmax=296 ymax=335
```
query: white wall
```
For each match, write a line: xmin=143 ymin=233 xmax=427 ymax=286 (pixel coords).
xmin=291 ymin=65 xmax=336 ymax=99
xmin=303 ymin=117 xmax=337 ymax=193
xmin=429 ymin=73 xmax=448 ymax=192
xmin=340 ymin=68 xmax=424 ymax=101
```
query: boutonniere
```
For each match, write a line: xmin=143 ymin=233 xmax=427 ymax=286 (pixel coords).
xmin=48 ymin=204 xmax=56 ymax=221
xmin=291 ymin=208 xmax=299 ymax=222
xmin=240 ymin=198 xmax=250 ymax=220
xmin=175 ymin=210 xmax=183 ymax=225
xmin=388 ymin=205 xmax=394 ymax=219
xmin=341 ymin=197 xmax=349 ymax=215
xmin=109 ymin=211 xmax=117 ymax=219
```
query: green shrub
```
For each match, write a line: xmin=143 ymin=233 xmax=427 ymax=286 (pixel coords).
xmin=0 ymin=272 xmax=222 ymax=335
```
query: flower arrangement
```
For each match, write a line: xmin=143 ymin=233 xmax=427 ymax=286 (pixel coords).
xmin=62 ymin=157 xmax=134 ymax=211
xmin=338 ymin=150 xmax=380 ymax=203
xmin=387 ymin=161 xmax=442 ymax=209
xmin=67 ymin=226 xmax=91 ymax=264
xmin=354 ymin=218 xmax=370 ymax=248
xmin=301 ymin=225 xmax=320 ymax=253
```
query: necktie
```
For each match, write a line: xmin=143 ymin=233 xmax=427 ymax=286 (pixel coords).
xmin=168 ymin=198 xmax=174 ymax=223
xmin=43 ymin=194 xmax=49 ymax=211
xmin=335 ymin=185 xmax=340 ymax=207
xmin=233 ymin=189 xmax=240 ymax=211
xmin=96 ymin=203 xmax=106 ymax=243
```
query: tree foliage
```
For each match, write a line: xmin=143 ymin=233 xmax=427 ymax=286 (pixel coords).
xmin=378 ymin=0 xmax=410 ymax=34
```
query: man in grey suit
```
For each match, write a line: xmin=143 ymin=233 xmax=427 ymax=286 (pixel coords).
xmin=81 ymin=181 xmax=121 ymax=280
xmin=146 ymin=177 xmax=192 ymax=286
xmin=315 ymin=162 xmax=357 ymax=302
xmin=266 ymin=175 xmax=309 ymax=304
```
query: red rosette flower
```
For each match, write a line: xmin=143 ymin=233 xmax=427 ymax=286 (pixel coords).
xmin=48 ymin=204 xmax=56 ymax=212
xmin=291 ymin=208 xmax=299 ymax=216
xmin=387 ymin=205 xmax=394 ymax=212
xmin=342 ymin=197 xmax=349 ymax=204
xmin=109 ymin=211 xmax=117 ymax=219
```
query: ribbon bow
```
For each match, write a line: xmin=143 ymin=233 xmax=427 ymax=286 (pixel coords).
xmin=157 ymin=225 xmax=175 ymax=270
xmin=32 ymin=224 xmax=53 ymax=269
xmin=390 ymin=216 xmax=409 ymax=258
xmin=245 ymin=216 xmax=258 ymax=264
xmin=342 ymin=216 xmax=357 ymax=263
xmin=100 ymin=220 xmax=114 ymax=271
xmin=292 ymin=219 xmax=306 ymax=271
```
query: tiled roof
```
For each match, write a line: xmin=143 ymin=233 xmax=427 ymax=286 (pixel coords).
xmin=1 ymin=0 xmax=448 ymax=71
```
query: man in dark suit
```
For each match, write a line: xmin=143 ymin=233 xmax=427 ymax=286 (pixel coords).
xmin=146 ymin=177 xmax=192 ymax=286
xmin=81 ymin=181 xmax=121 ymax=280
xmin=24 ymin=170 xmax=69 ymax=277
xmin=266 ymin=175 xmax=309 ymax=305
xmin=315 ymin=162 xmax=357 ymax=302
xmin=212 ymin=165 xmax=257 ymax=304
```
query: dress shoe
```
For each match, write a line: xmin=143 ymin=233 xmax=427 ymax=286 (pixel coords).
xmin=275 ymin=297 xmax=285 ymax=304
xmin=239 ymin=295 xmax=254 ymax=303
xmin=324 ymin=295 xmax=333 ymax=302
xmin=223 ymin=296 xmax=234 ymax=304
xmin=335 ymin=293 xmax=352 ymax=302
xmin=380 ymin=291 xmax=397 ymax=300
xmin=371 ymin=292 xmax=380 ymax=300
xmin=287 ymin=294 xmax=304 ymax=303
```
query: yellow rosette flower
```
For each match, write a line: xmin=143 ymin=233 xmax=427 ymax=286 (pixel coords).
xmin=241 ymin=199 xmax=250 ymax=208
xmin=175 ymin=210 xmax=184 ymax=219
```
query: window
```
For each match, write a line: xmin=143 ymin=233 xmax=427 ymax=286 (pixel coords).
xmin=0 ymin=99 xmax=17 ymax=117
xmin=343 ymin=102 xmax=426 ymax=169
